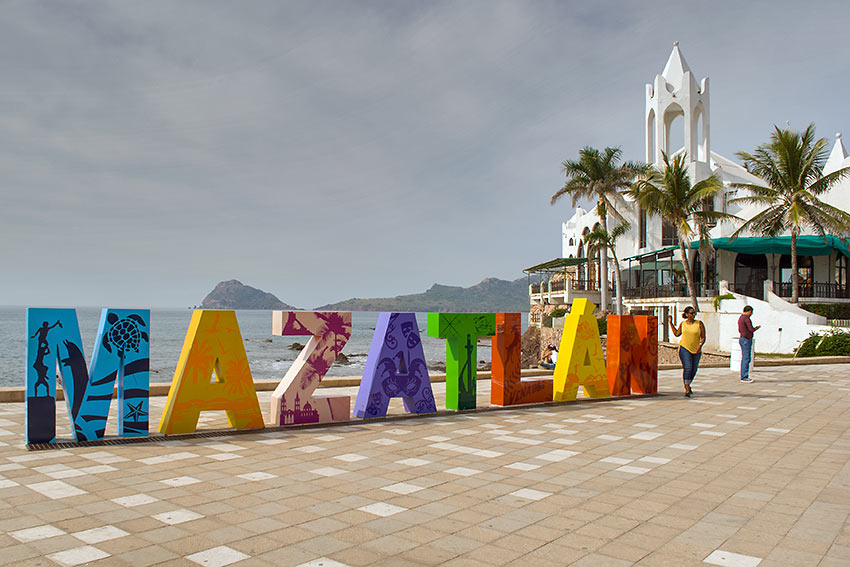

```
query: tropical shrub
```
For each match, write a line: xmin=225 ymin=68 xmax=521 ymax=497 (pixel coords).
xmin=796 ymin=329 xmax=850 ymax=357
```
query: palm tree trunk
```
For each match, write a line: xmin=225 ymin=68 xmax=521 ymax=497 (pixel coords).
xmin=599 ymin=214 xmax=610 ymax=312
xmin=611 ymin=252 xmax=624 ymax=315
xmin=679 ymin=238 xmax=699 ymax=311
xmin=791 ymin=230 xmax=799 ymax=303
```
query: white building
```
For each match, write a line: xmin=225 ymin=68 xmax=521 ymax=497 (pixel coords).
xmin=535 ymin=43 xmax=850 ymax=352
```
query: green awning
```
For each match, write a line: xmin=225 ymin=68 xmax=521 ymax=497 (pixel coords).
xmin=523 ymin=257 xmax=588 ymax=274
xmin=623 ymin=245 xmax=679 ymax=261
xmin=689 ymin=236 xmax=850 ymax=257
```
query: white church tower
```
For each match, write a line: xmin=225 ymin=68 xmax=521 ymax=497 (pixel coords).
xmin=646 ymin=42 xmax=712 ymax=181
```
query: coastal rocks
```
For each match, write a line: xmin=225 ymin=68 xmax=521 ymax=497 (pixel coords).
xmin=288 ymin=342 xmax=305 ymax=351
xmin=521 ymin=326 xmax=541 ymax=368
xmin=335 ymin=352 xmax=350 ymax=365
xmin=201 ymin=280 xmax=297 ymax=310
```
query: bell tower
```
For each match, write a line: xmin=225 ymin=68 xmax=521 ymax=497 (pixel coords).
xmin=645 ymin=43 xmax=711 ymax=178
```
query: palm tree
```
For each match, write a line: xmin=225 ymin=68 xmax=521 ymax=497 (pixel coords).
xmin=629 ymin=152 xmax=733 ymax=311
xmin=731 ymin=124 xmax=850 ymax=302
xmin=551 ymin=146 xmax=646 ymax=313
xmin=584 ymin=222 xmax=630 ymax=315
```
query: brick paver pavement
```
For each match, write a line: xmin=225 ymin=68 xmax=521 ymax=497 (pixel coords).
xmin=1 ymin=364 xmax=849 ymax=566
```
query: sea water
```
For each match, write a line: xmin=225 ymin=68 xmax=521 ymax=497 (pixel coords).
xmin=0 ymin=307 xmax=527 ymax=388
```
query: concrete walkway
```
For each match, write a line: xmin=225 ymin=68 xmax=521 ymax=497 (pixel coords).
xmin=1 ymin=364 xmax=849 ymax=566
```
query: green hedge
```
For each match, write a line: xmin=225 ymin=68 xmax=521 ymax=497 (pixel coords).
xmin=799 ymin=303 xmax=850 ymax=320
xmin=796 ymin=330 xmax=850 ymax=357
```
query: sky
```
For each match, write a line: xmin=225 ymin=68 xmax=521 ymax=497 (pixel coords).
xmin=3 ymin=0 xmax=850 ymax=309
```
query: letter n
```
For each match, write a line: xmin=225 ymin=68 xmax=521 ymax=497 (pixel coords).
xmin=553 ymin=299 xmax=610 ymax=402
xmin=353 ymin=313 xmax=436 ymax=418
xmin=607 ymin=315 xmax=658 ymax=396
xmin=158 ymin=310 xmax=264 ymax=434
xmin=491 ymin=313 xmax=551 ymax=406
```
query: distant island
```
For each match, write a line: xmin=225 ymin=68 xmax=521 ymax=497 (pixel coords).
xmin=199 ymin=277 xmax=529 ymax=312
xmin=316 ymin=277 xmax=529 ymax=312
xmin=201 ymin=280 xmax=298 ymax=310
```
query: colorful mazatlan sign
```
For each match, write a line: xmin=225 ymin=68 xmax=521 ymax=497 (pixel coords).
xmin=23 ymin=303 xmax=658 ymax=443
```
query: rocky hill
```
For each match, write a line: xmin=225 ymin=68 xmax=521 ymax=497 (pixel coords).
xmin=201 ymin=280 xmax=297 ymax=310
xmin=316 ymin=277 xmax=528 ymax=312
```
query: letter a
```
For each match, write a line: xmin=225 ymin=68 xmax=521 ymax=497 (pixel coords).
xmin=553 ymin=299 xmax=610 ymax=402
xmin=158 ymin=310 xmax=264 ymax=434
xmin=353 ymin=312 xmax=436 ymax=418
xmin=606 ymin=315 xmax=658 ymax=396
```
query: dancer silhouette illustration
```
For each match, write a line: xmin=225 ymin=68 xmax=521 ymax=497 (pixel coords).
xmin=31 ymin=321 xmax=62 ymax=397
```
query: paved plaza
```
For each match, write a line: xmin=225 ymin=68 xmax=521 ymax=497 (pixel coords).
xmin=1 ymin=363 xmax=849 ymax=566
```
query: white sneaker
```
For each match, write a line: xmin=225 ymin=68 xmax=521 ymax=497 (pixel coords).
xmin=740 ymin=378 xmax=753 ymax=383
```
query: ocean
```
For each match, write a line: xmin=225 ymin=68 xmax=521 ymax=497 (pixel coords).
xmin=0 ymin=307 xmax=528 ymax=389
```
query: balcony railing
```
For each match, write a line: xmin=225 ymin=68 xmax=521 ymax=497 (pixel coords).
xmin=530 ymin=279 xmax=599 ymax=295
xmin=570 ymin=279 xmax=599 ymax=291
xmin=772 ymin=281 xmax=849 ymax=299
xmin=624 ymin=283 xmax=689 ymax=299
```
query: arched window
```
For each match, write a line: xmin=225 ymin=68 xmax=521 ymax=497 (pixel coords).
xmin=694 ymin=103 xmax=706 ymax=161
xmin=734 ymin=254 xmax=768 ymax=298
xmin=693 ymin=251 xmax=717 ymax=295
xmin=663 ymin=103 xmax=685 ymax=156
xmin=647 ymin=109 xmax=656 ymax=164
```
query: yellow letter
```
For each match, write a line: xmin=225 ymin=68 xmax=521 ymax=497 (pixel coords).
xmin=553 ymin=299 xmax=610 ymax=401
xmin=158 ymin=310 xmax=264 ymax=434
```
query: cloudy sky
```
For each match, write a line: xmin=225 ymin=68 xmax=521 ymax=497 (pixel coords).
xmin=3 ymin=1 xmax=849 ymax=308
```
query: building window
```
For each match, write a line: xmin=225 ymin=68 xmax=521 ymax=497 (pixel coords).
xmin=703 ymin=198 xmax=716 ymax=228
xmin=661 ymin=219 xmax=677 ymax=247
xmin=639 ymin=208 xmax=647 ymax=248
xmin=779 ymin=254 xmax=814 ymax=285
xmin=836 ymin=254 xmax=847 ymax=289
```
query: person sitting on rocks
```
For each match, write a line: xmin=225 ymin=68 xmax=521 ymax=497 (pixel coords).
xmin=539 ymin=344 xmax=558 ymax=370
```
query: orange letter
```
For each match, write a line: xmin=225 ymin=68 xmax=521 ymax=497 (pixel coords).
xmin=607 ymin=315 xmax=658 ymax=396
xmin=491 ymin=313 xmax=552 ymax=406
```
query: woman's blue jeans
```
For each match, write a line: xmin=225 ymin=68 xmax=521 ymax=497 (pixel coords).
xmin=678 ymin=347 xmax=702 ymax=386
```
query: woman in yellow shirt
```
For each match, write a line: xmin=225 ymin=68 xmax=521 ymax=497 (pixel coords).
xmin=668 ymin=306 xmax=705 ymax=398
